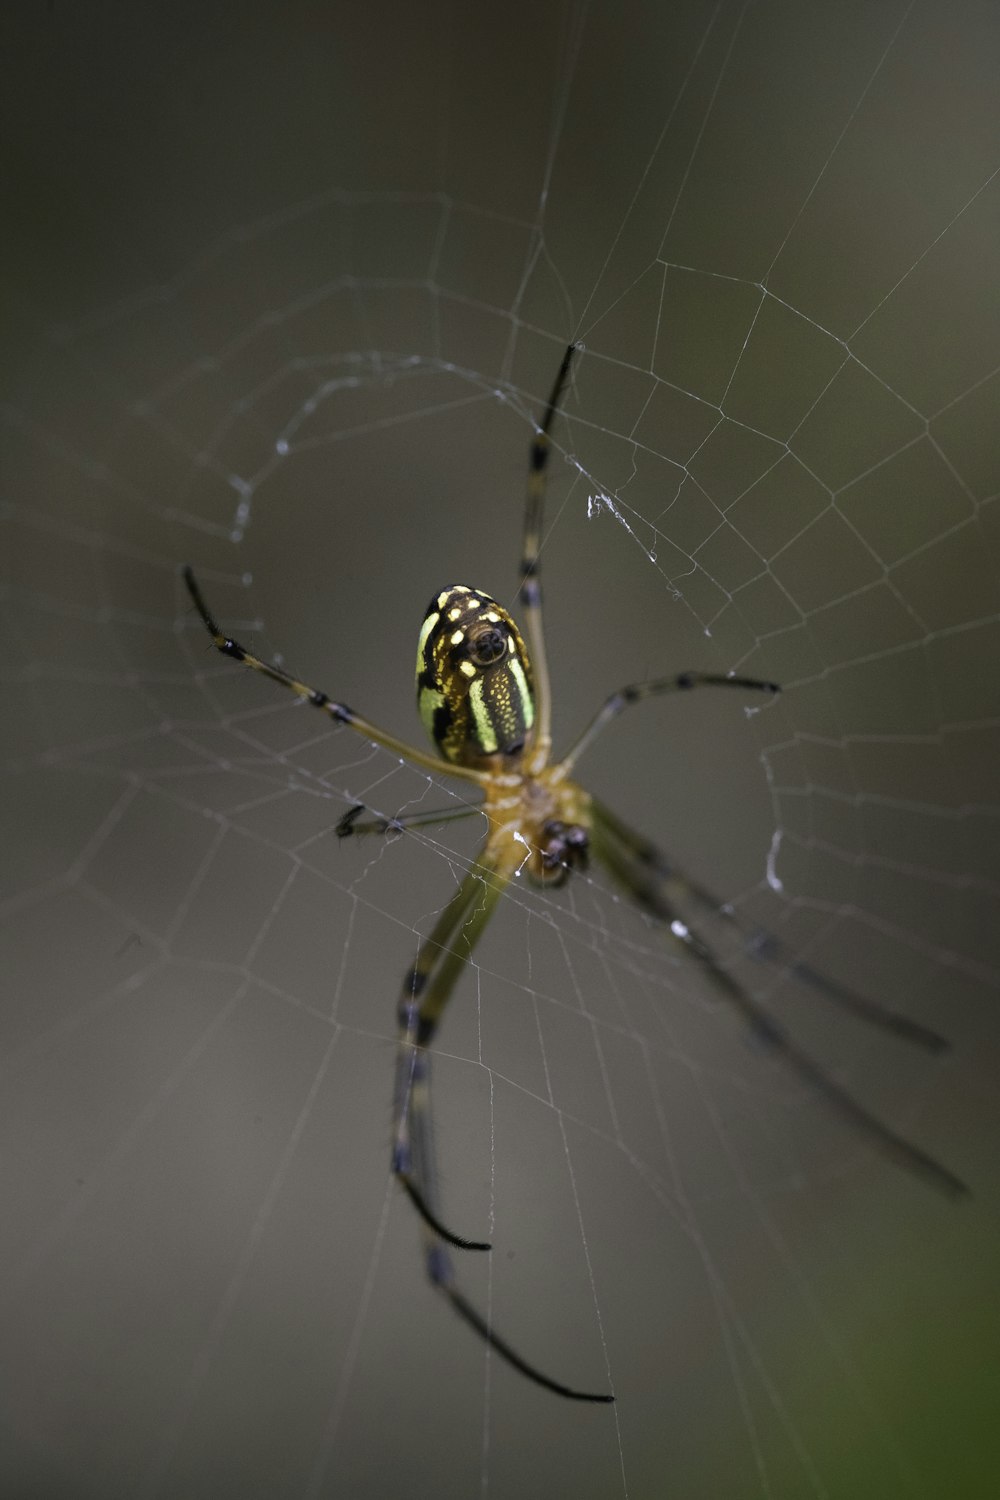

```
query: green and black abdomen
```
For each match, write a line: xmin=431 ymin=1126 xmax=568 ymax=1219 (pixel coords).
xmin=416 ymin=586 xmax=535 ymax=766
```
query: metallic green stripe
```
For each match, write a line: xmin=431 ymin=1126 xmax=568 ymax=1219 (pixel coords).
xmin=416 ymin=609 xmax=440 ymax=674
xmin=419 ymin=685 xmax=444 ymax=742
xmin=508 ymin=658 xmax=534 ymax=730
xmin=468 ymin=677 xmax=498 ymax=754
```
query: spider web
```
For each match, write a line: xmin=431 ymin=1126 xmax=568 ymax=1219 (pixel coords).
xmin=2 ymin=2 xmax=998 ymax=1497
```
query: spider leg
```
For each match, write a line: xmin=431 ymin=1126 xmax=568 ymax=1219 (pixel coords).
xmin=591 ymin=797 xmax=948 ymax=1054
xmin=560 ymin=670 xmax=780 ymax=774
xmin=394 ymin=857 xmax=614 ymax=1402
xmin=519 ymin=343 xmax=577 ymax=764
xmin=392 ymin=865 xmax=504 ymax=1251
xmin=336 ymin=802 xmax=483 ymax=838
xmin=440 ymin=1282 xmax=613 ymax=1403
xmin=590 ymin=801 xmax=968 ymax=1200
xmin=182 ymin=567 xmax=488 ymax=787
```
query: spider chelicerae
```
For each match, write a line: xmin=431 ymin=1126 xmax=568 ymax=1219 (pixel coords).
xmin=184 ymin=344 xmax=966 ymax=1404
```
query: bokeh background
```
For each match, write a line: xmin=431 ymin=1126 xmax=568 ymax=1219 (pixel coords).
xmin=3 ymin=3 xmax=998 ymax=1497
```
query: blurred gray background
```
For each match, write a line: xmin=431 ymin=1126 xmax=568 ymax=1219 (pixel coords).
xmin=2 ymin=2 xmax=998 ymax=1497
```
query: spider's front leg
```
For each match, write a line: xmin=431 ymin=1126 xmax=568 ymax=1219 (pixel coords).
xmin=518 ymin=342 xmax=578 ymax=764
xmin=390 ymin=859 xmax=614 ymax=1403
xmin=590 ymin=798 xmax=968 ymax=1200
xmin=592 ymin=797 xmax=948 ymax=1053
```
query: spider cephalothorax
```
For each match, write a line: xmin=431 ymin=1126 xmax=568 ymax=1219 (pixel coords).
xmin=538 ymin=817 xmax=589 ymax=882
xmin=478 ymin=760 xmax=591 ymax=885
xmin=184 ymin=341 xmax=964 ymax=1407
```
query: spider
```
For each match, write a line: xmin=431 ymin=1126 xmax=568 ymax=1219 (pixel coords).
xmin=183 ymin=344 xmax=966 ymax=1404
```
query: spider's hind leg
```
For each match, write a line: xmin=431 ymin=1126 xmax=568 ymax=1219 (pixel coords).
xmin=391 ymin=857 xmax=614 ymax=1401
xmin=391 ymin=866 xmax=502 ymax=1251
xmin=336 ymin=801 xmax=483 ymax=839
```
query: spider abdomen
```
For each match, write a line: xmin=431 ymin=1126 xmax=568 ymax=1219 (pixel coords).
xmin=416 ymin=586 xmax=535 ymax=766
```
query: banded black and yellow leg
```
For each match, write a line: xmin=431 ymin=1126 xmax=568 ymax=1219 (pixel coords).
xmin=392 ymin=864 xmax=507 ymax=1249
xmin=183 ymin=567 xmax=488 ymax=788
xmin=393 ymin=858 xmax=613 ymax=1402
xmin=519 ymin=343 xmax=577 ymax=764
xmin=336 ymin=802 xmax=483 ymax=839
xmin=560 ymin=670 xmax=780 ymax=774
xmin=591 ymin=797 xmax=948 ymax=1053
xmin=590 ymin=804 xmax=968 ymax=1200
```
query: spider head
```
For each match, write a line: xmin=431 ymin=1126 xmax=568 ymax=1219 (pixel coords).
xmin=416 ymin=586 xmax=536 ymax=767
xmin=536 ymin=818 xmax=589 ymax=886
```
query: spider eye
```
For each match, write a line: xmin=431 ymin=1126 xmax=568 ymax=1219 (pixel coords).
xmin=416 ymin=586 xmax=535 ymax=765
